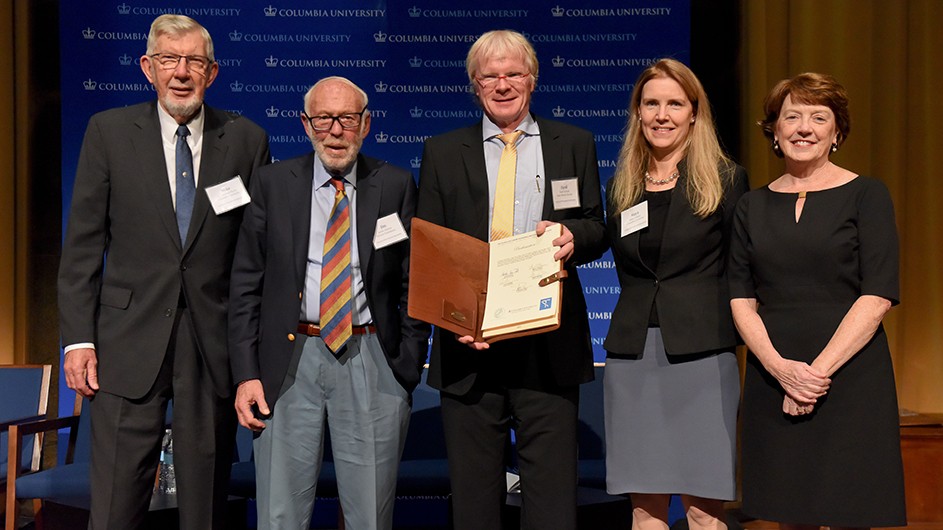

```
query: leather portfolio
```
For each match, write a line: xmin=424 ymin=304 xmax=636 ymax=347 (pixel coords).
xmin=408 ymin=218 xmax=565 ymax=343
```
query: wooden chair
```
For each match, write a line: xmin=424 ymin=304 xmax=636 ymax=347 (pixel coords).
xmin=0 ymin=364 xmax=52 ymax=529
xmin=5 ymin=393 xmax=87 ymax=530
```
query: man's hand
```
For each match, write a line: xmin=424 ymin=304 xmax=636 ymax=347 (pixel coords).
xmin=456 ymin=335 xmax=490 ymax=350
xmin=234 ymin=379 xmax=270 ymax=432
xmin=64 ymin=348 xmax=100 ymax=397
xmin=536 ymin=221 xmax=574 ymax=262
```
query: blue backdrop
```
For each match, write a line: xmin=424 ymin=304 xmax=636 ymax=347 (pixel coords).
xmin=59 ymin=0 xmax=690 ymax=414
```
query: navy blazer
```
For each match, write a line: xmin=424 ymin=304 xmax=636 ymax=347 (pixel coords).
xmin=604 ymin=161 xmax=749 ymax=356
xmin=416 ymin=115 xmax=608 ymax=395
xmin=58 ymin=101 xmax=270 ymax=399
xmin=228 ymin=152 xmax=431 ymax=406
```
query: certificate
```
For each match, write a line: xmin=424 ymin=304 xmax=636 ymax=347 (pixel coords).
xmin=407 ymin=219 xmax=565 ymax=343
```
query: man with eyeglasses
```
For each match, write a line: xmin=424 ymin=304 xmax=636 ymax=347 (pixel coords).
xmin=229 ymin=76 xmax=430 ymax=530
xmin=58 ymin=14 xmax=269 ymax=530
xmin=416 ymin=30 xmax=606 ymax=530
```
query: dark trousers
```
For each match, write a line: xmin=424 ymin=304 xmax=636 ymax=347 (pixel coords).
xmin=88 ymin=309 xmax=237 ymax=530
xmin=441 ymin=383 xmax=580 ymax=530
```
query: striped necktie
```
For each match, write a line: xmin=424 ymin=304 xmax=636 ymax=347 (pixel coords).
xmin=175 ymin=124 xmax=195 ymax=245
xmin=490 ymin=130 xmax=523 ymax=241
xmin=320 ymin=177 xmax=352 ymax=355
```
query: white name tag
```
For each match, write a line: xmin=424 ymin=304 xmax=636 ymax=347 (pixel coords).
xmin=551 ymin=178 xmax=581 ymax=210
xmin=373 ymin=213 xmax=409 ymax=249
xmin=205 ymin=175 xmax=251 ymax=215
xmin=620 ymin=201 xmax=649 ymax=237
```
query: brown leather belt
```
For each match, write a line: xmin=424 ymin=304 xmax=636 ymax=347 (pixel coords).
xmin=296 ymin=322 xmax=377 ymax=337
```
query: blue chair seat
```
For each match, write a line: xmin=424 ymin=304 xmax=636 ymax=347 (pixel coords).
xmin=14 ymin=462 xmax=91 ymax=503
xmin=578 ymin=459 xmax=607 ymax=490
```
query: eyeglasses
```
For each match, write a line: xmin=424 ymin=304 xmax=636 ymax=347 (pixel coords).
xmin=475 ymin=72 xmax=531 ymax=88
xmin=149 ymin=53 xmax=213 ymax=74
xmin=302 ymin=106 xmax=368 ymax=131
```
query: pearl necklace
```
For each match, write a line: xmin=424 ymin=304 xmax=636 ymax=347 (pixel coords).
xmin=644 ymin=171 xmax=679 ymax=185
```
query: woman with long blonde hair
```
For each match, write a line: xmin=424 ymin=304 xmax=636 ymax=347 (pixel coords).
xmin=604 ymin=59 xmax=748 ymax=530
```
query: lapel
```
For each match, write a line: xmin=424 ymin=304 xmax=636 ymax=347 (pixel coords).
xmin=460 ymin=122 xmax=491 ymax=239
xmin=184 ymin=106 xmax=231 ymax=253
xmin=535 ymin=115 xmax=563 ymax=220
xmin=354 ymin=154 xmax=381 ymax=279
xmin=290 ymin=153 xmax=316 ymax=290
xmin=131 ymin=102 xmax=180 ymax=250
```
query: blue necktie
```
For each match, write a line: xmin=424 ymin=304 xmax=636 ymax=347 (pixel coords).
xmin=175 ymin=124 xmax=195 ymax=245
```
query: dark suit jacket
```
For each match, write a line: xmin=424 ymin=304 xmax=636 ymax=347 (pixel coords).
xmin=228 ymin=152 xmax=430 ymax=405
xmin=58 ymin=101 xmax=271 ymax=399
xmin=416 ymin=115 xmax=607 ymax=395
xmin=604 ymin=161 xmax=749 ymax=356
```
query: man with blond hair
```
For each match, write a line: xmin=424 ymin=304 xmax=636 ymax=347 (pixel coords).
xmin=417 ymin=30 xmax=606 ymax=530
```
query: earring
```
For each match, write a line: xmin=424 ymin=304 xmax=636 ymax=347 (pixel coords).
xmin=831 ymin=142 xmax=839 ymax=153
xmin=772 ymin=139 xmax=781 ymax=154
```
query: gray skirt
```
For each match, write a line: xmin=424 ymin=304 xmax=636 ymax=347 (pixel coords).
xmin=604 ymin=327 xmax=739 ymax=499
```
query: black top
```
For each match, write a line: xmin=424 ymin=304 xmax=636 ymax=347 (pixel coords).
xmin=639 ymin=188 xmax=672 ymax=325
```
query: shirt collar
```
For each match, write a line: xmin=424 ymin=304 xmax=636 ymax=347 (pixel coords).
xmin=313 ymin=155 xmax=359 ymax=190
xmin=481 ymin=113 xmax=538 ymax=143
xmin=157 ymin=103 xmax=204 ymax=145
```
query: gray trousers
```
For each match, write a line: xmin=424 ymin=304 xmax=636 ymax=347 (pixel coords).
xmin=253 ymin=331 xmax=410 ymax=530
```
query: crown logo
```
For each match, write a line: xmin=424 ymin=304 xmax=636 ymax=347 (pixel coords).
xmin=229 ymin=30 xmax=243 ymax=42
xmin=82 ymin=27 xmax=96 ymax=39
xmin=409 ymin=56 xmax=422 ymax=68
xmin=118 ymin=54 xmax=133 ymax=66
xmin=230 ymin=81 xmax=244 ymax=92
xmin=408 ymin=6 xmax=421 ymax=17
xmin=374 ymin=131 xmax=389 ymax=143
xmin=264 ymin=5 xmax=277 ymax=16
xmin=551 ymin=5 xmax=564 ymax=17
xmin=374 ymin=31 xmax=387 ymax=43
xmin=265 ymin=55 xmax=278 ymax=67
xmin=83 ymin=78 xmax=97 ymax=90
xmin=265 ymin=106 xmax=279 ymax=118
xmin=410 ymin=156 xmax=421 ymax=169
xmin=410 ymin=106 xmax=423 ymax=118
xmin=552 ymin=106 xmax=565 ymax=118
xmin=374 ymin=81 xmax=388 ymax=93
xmin=552 ymin=55 xmax=565 ymax=67
xmin=117 ymin=3 xmax=131 ymax=14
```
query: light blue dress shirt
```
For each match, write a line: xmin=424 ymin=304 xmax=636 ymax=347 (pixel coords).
xmin=301 ymin=159 xmax=372 ymax=326
xmin=482 ymin=114 xmax=546 ymax=239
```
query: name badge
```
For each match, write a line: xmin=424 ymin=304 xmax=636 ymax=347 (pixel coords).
xmin=551 ymin=178 xmax=581 ymax=210
xmin=205 ymin=175 xmax=251 ymax=215
xmin=373 ymin=213 xmax=409 ymax=249
xmin=620 ymin=201 xmax=649 ymax=237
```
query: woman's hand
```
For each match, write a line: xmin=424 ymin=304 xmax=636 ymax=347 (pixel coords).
xmin=771 ymin=357 xmax=831 ymax=404
xmin=783 ymin=395 xmax=815 ymax=416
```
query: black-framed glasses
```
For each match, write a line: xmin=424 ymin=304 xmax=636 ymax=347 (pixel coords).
xmin=149 ymin=53 xmax=213 ymax=74
xmin=475 ymin=72 xmax=531 ymax=88
xmin=302 ymin=106 xmax=368 ymax=131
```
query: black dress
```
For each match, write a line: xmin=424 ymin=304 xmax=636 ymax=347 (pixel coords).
xmin=728 ymin=176 xmax=906 ymax=527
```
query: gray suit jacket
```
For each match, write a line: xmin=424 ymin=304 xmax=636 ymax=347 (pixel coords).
xmin=228 ymin=152 xmax=430 ymax=407
xmin=58 ymin=101 xmax=270 ymax=399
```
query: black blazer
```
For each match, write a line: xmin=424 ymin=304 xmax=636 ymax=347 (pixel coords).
xmin=416 ymin=115 xmax=608 ymax=395
xmin=604 ymin=161 xmax=749 ymax=356
xmin=228 ymin=152 xmax=431 ymax=406
xmin=58 ymin=101 xmax=270 ymax=399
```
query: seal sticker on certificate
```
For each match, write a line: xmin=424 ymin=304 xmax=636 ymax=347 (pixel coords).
xmin=407 ymin=219 xmax=566 ymax=343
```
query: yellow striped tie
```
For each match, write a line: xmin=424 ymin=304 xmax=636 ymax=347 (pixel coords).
xmin=320 ymin=178 xmax=352 ymax=355
xmin=490 ymin=130 xmax=523 ymax=241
